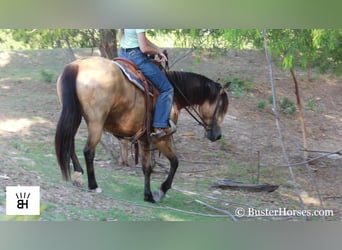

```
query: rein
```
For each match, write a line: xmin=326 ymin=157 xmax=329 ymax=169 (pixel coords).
xmin=161 ymin=55 xmax=223 ymax=131
xmin=171 ymin=78 xmax=222 ymax=131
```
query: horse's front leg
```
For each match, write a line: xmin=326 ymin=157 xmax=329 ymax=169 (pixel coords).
xmin=140 ymin=140 xmax=154 ymax=202
xmin=118 ymin=139 xmax=129 ymax=166
xmin=151 ymin=136 xmax=179 ymax=203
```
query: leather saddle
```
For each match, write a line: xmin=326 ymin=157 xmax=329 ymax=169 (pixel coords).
xmin=113 ymin=57 xmax=157 ymax=146
xmin=113 ymin=57 xmax=154 ymax=95
xmin=112 ymin=56 xmax=168 ymax=165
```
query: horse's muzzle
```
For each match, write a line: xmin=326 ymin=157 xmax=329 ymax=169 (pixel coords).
xmin=205 ymin=126 xmax=222 ymax=142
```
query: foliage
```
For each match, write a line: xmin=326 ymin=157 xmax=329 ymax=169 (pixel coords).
xmin=257 ymin=100 xmax=267 ymax=110
xmin=264 ymin=29 xmax=341 ymax=74
xmin=1 ymin=29 xmax=100 ymax=50
xmin=305 ymin=98 xmax=326 ymax=113
xmin=1 ymin=29 xmax=341 ymax=75
xmin=151 ymin=29 xmax=341 ymax=75
xmin=226 ymin=77 xmax=254 ymax=98
xmin=40 ymin=69 xmax=55 ymax=83
xmin=279 ymin=97 xmax=297 ymax=116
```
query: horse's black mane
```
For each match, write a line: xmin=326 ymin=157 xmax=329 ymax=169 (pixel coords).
xmin=165 ymin=71 xmax=222 ymax=105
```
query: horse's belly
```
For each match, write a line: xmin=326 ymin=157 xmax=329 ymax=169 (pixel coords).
xmin=104 ymin=112 xmax=145 ymax=138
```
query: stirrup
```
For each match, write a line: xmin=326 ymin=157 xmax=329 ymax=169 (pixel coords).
xmin=150 ymin=120 xmax=177 ymax=138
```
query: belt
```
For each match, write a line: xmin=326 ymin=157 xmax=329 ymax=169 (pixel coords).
xmin=120 ymin=47 xmax=140 ymax=52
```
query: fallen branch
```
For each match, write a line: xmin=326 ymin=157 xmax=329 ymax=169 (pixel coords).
xmin=153 ymin=162 xmax=209 ymax=174
xmin=179 ymin=158 xmax=221 ymax=165
xmin=211 ymin=180 xmax=279 ymax=192
xmin=303 ymin=148 xmax=342 ymax=155
xmin=269 ymin=148 xmax=342 ymax=168
xmin=178 ymin=168 xmax=210 ymax=173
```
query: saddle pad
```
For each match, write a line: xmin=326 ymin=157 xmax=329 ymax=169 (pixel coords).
xmin=113 ymin=60 xmax=153 ymax=96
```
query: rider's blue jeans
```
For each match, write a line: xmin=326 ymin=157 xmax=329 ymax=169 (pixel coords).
xmin=119 ymin=48 xmax=173 ymax=128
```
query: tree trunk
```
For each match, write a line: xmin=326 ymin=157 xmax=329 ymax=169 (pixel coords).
xmin=63 ymin=34 xmax=76 ymax=62
xmin=290 ymin=68 xmax=309 ymax=159
xmin=99 ymin=29 xmax=118 ymax=59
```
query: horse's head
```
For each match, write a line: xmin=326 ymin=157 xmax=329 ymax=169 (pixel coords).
xmin=167 ymin=71 xmax=230 ymax=142
xmin=198 ymin=87 xmax=229 ymax=142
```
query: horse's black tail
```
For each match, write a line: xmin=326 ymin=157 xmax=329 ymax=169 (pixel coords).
xmin=55 ymin=63 xmax=82 ymax=181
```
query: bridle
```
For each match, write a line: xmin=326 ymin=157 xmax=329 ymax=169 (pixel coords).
xmin=175 ymin=84 xmax=223 ymax=132
xmin=156 ymin=50 xmax=223 ymax=132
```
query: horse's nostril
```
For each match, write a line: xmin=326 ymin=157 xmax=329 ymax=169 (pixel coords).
xmin=217 ymin=134 xmax=222 ymax=141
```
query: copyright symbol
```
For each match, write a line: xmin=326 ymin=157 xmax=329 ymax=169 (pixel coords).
xmin=235 ymin=207 xmax=245 ymax=217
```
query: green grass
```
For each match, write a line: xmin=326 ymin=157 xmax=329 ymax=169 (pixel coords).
xmin=40 ymin=69 xmax=55 ymax=83
xmin=5 ymin=135 xmax=234 ymax=221
xmin=3 ymin=48 xmax=332 ymax=221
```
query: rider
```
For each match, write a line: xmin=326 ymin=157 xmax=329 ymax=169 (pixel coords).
xmin=118 ymin=29 xmax=176 ymax=138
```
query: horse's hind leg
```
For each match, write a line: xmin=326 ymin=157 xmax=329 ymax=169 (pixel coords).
xmin=84 ymin=121 xmax=103 ymax=193
xmin=68 ymin=117 xmax=84 ymax=187
xmin=151 ymin=137 xmax=179 ymax=202
xmin=140 ymin=140 xmax=154 ymax=202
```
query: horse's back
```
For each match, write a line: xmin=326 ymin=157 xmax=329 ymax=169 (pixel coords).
xmin=74 ymin=56 xmax=122 ymax=85
xmin=64 ymin=56 xmax=145 ymax=136
xmin=57 ymin=57 xmax=120 ymax=98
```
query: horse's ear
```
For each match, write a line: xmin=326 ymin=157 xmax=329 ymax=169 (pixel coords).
xmin=223 ymin=81 xmax=231 ymax=90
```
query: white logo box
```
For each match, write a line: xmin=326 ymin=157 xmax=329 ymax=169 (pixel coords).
xmin=6 ymin=186 xmax=40 ymax=215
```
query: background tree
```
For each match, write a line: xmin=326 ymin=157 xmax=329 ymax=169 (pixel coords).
xmin=1 ymin=29 xmax=119 ymax=60
xmin=98 ymin=29 xmax=117 ymax=59
xmin=1 ymin=28 xmax=340 ymax=75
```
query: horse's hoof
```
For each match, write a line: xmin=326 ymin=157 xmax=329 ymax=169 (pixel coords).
xmin=72 ymin=181 xmax=82 ymax=188
xmin=88 ymin=187 xmax=102 ymax=193
xmin=144 ymin=197 xmax=156 ymax=203
xmin=152 ymin=189 xmax=165 ymax=203
xmin=71 ymin=171 xmax=83 ymax=187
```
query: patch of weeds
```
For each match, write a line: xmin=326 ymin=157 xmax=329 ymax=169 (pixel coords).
xmin=305 ymin=98 xmax=326 ymax=113
xmin=279 ymin=97 xmax=296 ymax=116
xmin=218 ymin=136 xmax=228 ymax=149
xmin=40 ymin=69 xmax=55 ymax=83
xmin=226 ymin=77 xmax=254 ymax=98
xmin=306 ymin=98 xmax=317 ymax=111
xmin=257 ymin=100 xmax=267 ymax=110
xmin=12 ymin=140 xmax=29 ymax=153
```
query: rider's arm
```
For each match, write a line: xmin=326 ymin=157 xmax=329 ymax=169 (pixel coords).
xmin=137 ymin=32 xmax=167 ymax=62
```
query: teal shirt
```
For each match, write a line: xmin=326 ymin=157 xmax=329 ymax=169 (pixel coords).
xmin=120 ymin=29 xmax=145 ymax=48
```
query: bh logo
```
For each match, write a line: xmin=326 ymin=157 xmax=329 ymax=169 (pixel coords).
xmin=16 ymin=192 xmax=30 ymax=209
xmin=6 ymin=186 xmax=40 ymax=215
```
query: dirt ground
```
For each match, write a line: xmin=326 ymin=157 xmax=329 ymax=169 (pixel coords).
xmin=0 ymin=48 xmax=341 ymax=220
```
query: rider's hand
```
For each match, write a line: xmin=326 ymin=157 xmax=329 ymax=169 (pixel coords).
xmin=158 ymin=51 xmax=168 ymax=63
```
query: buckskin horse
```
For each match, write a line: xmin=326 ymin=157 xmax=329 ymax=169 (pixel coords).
xmin=55 ymin=56 xmax=229 ymax=203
